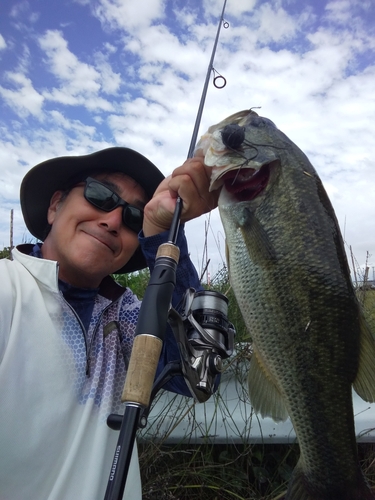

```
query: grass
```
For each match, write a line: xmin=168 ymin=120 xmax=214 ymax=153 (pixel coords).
xmin=139 ymin=436 xmax=296 ymax=499
xmin=139 ymin=396 xmax=375 ymax=499
xmin=138 ymin=344 xmax=292 ymax=499
xmin=140 ymin=445 xmax=291 ymax=499
xmin=139 ymin=430 xmax=375 ymax=499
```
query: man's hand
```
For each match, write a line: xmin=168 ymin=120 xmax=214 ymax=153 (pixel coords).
xmin=142 ymin=154 xmax=219 ymax=237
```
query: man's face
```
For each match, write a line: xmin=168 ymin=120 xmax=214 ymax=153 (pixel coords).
xmin=42 ymin=172 xmax=148 ymax=288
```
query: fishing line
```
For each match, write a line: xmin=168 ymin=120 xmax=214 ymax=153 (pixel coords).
xmin=229 ymin=139 xmax=288 ymax=187
xmin=169 ymin=0 xmax=229 ymax=243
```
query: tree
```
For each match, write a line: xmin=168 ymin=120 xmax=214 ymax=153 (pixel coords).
xmin=0 ymin=247 xmax=11 ymax=259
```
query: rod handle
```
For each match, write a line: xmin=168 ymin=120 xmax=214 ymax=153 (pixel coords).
xmin=121 ymin=334 xmax=162 ymax=406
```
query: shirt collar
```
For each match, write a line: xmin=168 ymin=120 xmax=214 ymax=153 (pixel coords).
xmin=13 ymin=244 xmax=126 ymax=301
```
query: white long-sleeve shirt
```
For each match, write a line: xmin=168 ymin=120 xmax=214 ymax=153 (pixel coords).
xmin=0 ymin=230 xmax=201 ymax=500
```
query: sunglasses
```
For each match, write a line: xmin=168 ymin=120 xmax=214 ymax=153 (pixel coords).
xmin=83 ymin=177 xmax=144 ymax=233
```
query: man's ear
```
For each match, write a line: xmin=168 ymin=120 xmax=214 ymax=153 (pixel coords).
xmin=47 ymin=191 xmax=64 ymax=225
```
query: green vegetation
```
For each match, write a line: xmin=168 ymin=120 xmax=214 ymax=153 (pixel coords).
xmin=139 ymin=441 xmax=298 ymax=500
xmin=0 ymin=246 xmax=11 ymax=259
xmin=112 ymin=268 xmax=151 ymax=299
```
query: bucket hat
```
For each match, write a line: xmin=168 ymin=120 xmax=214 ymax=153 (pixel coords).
xmin=20 ymin=147 xmax=165 ymax=273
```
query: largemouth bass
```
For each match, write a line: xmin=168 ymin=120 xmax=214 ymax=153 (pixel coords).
xmin=196 ymin=110 xmax=375 ymax=500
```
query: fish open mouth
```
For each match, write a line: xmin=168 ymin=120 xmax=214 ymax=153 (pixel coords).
xmin=222 ymin=163 xmax=271 ymax=201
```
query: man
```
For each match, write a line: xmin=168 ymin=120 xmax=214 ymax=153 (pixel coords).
xmin=0 ymin=147 xmax=218 ymax=499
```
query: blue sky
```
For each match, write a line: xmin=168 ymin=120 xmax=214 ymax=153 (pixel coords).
xmin=0 ymin=0 xmax=374 ymax=280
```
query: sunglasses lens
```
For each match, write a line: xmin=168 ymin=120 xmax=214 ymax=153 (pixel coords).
xmin=86 ymin=182 xmax=118 ymax=210
xmin=123 ymin=206 xmax=143 ymax=233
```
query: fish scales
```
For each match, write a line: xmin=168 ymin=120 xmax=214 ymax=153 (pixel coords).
xmin=197 ymin=110 xmax=375 ymax=500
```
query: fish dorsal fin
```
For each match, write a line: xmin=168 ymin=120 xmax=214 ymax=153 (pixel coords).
xmin=353 ymin=310 xmax=375 ymax=402
xmin=248 ymin=347 xmax=289 ymax=422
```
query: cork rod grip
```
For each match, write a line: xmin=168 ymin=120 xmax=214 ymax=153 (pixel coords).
xmin=121 ymin=334 xmax=163 ymax=407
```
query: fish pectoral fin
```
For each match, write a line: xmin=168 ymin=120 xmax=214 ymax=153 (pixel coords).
xmin=239 ymin=208 xmax=277 ymax=264
xmin=353 ymin=311 xmax=375 ymax=402
xmin=247 ymin=348 xmax=288 ymax=422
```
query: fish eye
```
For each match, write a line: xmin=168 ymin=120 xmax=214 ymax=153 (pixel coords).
xmin=251 ymin=116 xmax=276 ymax=128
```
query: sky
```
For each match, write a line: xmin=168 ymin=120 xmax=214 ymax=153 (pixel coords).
xmin=0 ymin=0 xmax=374 ymax=282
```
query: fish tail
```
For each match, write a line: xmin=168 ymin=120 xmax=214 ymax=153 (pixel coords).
xmin=286 ymin=462 xmax=375 ymax=500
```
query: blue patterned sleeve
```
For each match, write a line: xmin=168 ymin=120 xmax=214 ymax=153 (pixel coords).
xmin=139 ymin=226 xmax=203 ymax=397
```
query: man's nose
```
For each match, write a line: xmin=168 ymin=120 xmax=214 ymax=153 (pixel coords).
xmin=99 ymin=207 xmax=123 ymax=233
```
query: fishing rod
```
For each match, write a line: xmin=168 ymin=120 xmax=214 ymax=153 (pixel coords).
xmin=187 ymin=0 xmax=228 ymax=159
xmin=171 ymin=0 xmax=229 ymax=236
xmin=104 ymin=2 xmax=230 ymax=499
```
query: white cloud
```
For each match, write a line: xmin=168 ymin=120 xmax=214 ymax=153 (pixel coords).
xmin=92 ymin=0 xmax=166 ymax=31
xmin=172 ymin=6 xmax=198 ymax=28
xmin=94 ymin=51 xmax=121 ymax=94
xmin=325 ymin=0 xmax=360 ymax=25
xmin=9 ymin=0 xmax=39 ymax=24
xmin=0 ymin=34 xmax=6 ymax=50
xmin=48 ymin=110 xmax=97 ymax=135
xmin=37 ymin=30 xmax=117 ymax=111
xmin=0 ymin=72 xmax=44 ymax=117
xmin=39 ymin=30 xmax=101 ymax=91
xmin=9 ymin=1 xmax=30 ymax=18
xmin=203 ymin=0 xmax=256 ymax=18
xmin=250 ymin=2 xmax=299 ymax=44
